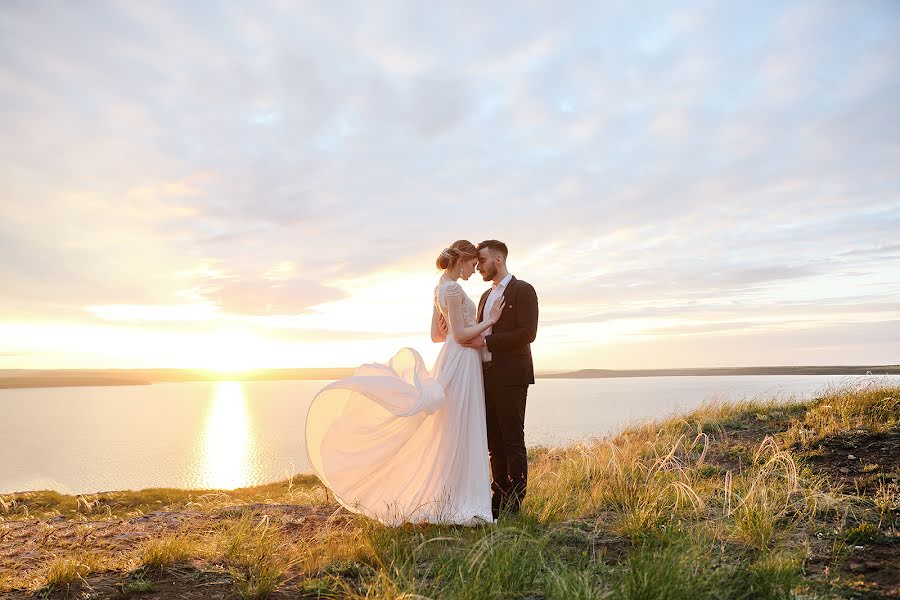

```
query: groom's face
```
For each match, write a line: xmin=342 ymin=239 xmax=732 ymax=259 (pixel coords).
xmin=477 ymin=248 xmax=499 ymax=281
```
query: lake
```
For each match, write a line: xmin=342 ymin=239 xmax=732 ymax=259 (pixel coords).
xmin=2 ymin=374 xmax=897 ymax=495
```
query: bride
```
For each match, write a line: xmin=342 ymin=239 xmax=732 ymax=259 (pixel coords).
xmin=305 ymin=240 xmax=505 ymax=526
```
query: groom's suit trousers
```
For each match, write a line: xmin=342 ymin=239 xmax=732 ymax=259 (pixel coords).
xmin=483 ymin=366 xmax=528 ymax=519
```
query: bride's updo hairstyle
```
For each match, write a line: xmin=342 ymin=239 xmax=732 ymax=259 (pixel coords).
xmin=436 ymin=240 xmax=478 ymax=270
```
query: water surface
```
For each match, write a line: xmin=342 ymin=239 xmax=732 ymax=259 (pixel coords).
xmin=1 ymin=374 xmax=895 ymax=494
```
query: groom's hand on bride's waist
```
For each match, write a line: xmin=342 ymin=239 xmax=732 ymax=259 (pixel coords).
xmin=460 ymin=336 xmax=486 ymax=349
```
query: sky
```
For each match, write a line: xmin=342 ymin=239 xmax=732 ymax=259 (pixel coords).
xmin=1 ymin=1 xmax=899 ymax=372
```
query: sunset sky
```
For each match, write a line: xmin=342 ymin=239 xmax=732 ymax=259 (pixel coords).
xmin=1 ymin=1 xmax=898 ymax=372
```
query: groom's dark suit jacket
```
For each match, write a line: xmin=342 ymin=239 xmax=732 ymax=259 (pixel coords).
xmin=477 ymin=277 xmax=539 ymax=385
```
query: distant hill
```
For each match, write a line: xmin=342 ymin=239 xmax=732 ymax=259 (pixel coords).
xmin=1 ymin=365 xmax=898 ymax=389
xmin=539 ymin=365 xmax=900 ymax=378
xmin=0 ymin=368 xmax=355 ymax=389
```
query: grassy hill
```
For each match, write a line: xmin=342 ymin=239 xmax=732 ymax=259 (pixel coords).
xmin=1 ymin=385 xmax=897 ymax=598
xmin=543 ymin=365 xmax=900 ymax=378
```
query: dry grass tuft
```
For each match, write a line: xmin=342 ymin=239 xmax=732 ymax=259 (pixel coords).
xmin=782 ymin=384 xmax=899 ymax=447
xmin=217 ymin=513 xmax=306 ymax=599
xmin=35 ymin=554 xmax=100 ymax=593
xmin=140 ymin=534 xmax=202 ymax=569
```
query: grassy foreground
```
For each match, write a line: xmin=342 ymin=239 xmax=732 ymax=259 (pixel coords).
xmin=1 ymin=384 xmax=898 ymax=599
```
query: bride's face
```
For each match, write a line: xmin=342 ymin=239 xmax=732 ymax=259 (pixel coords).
xmin=459 ymin=257 xmax=478 ymax=280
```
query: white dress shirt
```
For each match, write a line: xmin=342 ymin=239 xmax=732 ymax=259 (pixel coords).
xmin=482 ymin=273 xmax=513 ymax=362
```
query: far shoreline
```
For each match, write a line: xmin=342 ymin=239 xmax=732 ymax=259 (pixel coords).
xmin=0 ymin=365 xmax=898 ymax=389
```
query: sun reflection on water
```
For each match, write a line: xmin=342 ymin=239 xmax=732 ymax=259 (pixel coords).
xmin=198 ymin=381 xmax=252 ymax=489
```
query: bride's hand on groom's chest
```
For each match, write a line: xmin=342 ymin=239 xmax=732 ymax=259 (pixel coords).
xmin=497 ymin=301 xmax=513 ymax=322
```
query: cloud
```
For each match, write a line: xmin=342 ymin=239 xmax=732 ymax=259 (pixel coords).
xmin=204 ymin=277 xmax=346 ymax=315
xmin=1 ymin=1 xmax=899 ymax=368
xmin=839 ymin=243 xmax=900 ymax=258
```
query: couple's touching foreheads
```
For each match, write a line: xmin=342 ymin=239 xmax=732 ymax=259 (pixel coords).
xmin=306 ymin=239 xmax=539 ymax=525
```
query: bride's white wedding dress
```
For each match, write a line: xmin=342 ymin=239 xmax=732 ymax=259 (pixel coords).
xmin=305 ymin=276 xmax=493 ymax=526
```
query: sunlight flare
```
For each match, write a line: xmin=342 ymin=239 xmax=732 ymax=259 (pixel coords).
xmin=198 ymin=381 xmax=252 ymax=489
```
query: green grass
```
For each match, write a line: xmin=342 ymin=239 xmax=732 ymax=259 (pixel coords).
xmin=614 ymin=536 xmax=801 ymax=600
xmin=120 ymin=569 xmax=155 ymax=594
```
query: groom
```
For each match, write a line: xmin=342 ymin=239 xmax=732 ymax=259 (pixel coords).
xmin=463 ymin=240 xmax=539 ymax=519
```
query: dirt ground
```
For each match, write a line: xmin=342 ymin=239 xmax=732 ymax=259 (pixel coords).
xmin=799 ymin=427 xmax=900 ymax=598
xmin=0 ymin=504 xmax=352 ymax=599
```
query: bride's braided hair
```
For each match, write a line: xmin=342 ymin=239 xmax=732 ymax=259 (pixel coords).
xmin=436 ymin=240 xmax=478 ymax=270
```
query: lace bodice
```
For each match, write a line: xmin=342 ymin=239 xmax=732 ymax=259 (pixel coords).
xmin=435 ymin=278 xmax=477 ymax=329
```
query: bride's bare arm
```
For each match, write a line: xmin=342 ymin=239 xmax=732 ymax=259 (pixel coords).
xmin=446 ymin=293 xmax=502 ymax=343
xmin=431 ymin=305 xmax=447 ymax=342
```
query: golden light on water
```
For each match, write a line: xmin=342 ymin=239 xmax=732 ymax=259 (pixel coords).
xmin=198 ymin=381 xmax=252 ymax=489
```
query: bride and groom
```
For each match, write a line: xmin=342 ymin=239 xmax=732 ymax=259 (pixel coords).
xmin=305 ymin=239 xmax=539 ymax=525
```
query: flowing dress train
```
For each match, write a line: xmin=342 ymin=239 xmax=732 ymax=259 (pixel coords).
xmin=305 ymin=277 xmax=493 ymax=525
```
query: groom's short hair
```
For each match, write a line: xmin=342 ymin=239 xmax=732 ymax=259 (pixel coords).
xmin=477 ymin=240 xmax=508 ymax=259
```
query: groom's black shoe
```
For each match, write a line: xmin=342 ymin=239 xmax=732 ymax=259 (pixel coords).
xmin=490 ymin=477 xmax=509 ymax=521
